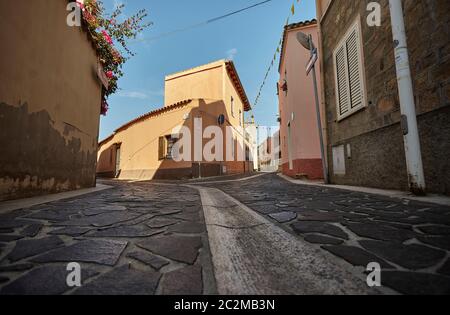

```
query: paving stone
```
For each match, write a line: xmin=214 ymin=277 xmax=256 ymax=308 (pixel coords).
xmin=32 ymin=239 xmax=127 ymax=266
xmin=0 ymin=210 xmax=31 ymax=220
xmin=161 ymin=265 xmax=203 ymax=295
xmin=346 ymin=222 xmax=415 ymax=242
xmin=155 ymin=208 xmax=183 ymax=216
xmin=291 ymin=222 xmax=348 ymax=239
xmin=417 ymin=236 xmax=450 ymax=251
xmin=417 ymin=225 xmax=450 ymax=235
xmin=127 ymin=251 xmax=169 ymax=270
xmin=0 ymin=220 xmax=35 ymax=229
xmin=56 ymin=212 xmax=142 ymax=227
xmin=0 ymin=263 xmax=34 ymax=272
xmin=21 ymin=224 xmax=43 ymax=238
xmin=437 ymin=259 xmax=450 ymax=277
xmin=172 ymin=212 xmax=201 ymax=222
xmin=0 ymin=265 xmax=99 ymax=295
xmin=418 ymin=213 xmax=450 ymax=225
xmin=322 ymin=245 xmax=394 ymax=269
xmin=137 ymin=236 xmax=202 ymax=264
xmin=167 ymin=222 xmax=205 ymax=234
xmin=359 ymin=240 xmax=446 ymax=270
xmin=370 ymin=221 xmax=414 ymax=231
xmin=7 ymin=236 xmax=64 ymax=262
xmin=82 ymin=205 xmax=127 ymax=216
xmin=252 ymin=205 xmax=282 ymax=215
xmin=304 ymin=234 xmax=344 ymax=245
xmin=146 ymin=218 xmax=179 ymax=229
xmin=49 ymin=227 xmax=93 ymax=237
xmin=297 ymin=210 xmax=343 ymax=222
xmin=341 ymin=212 xmax=370 ymax=220
xmin=89 ymin=225 xmax=164 ymax=238
xmin=25 ymin=211 xmax=76 ymax=222
xmin=183 ymin=205 xmax=202 ymax=213
xmin=268 ymin=212 xmax=297 ymax=223
xmin=382 ymin=271 xmax=450 ymax=295
xmin=0 ymin=235 xmax=24 ymax=242
xmin=73 ymin=265 xmax=161 ymax=295
xmin=0 ymin=276 xmax=9 ymax=284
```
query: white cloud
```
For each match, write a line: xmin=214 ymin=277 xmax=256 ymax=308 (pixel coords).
xmin=118 ymin=89 xmax=164 ymax=100
xmin=118 ymin=91 xmax=149 ymax=99
xmin=226 ymin=48 xmax=238 ymax=60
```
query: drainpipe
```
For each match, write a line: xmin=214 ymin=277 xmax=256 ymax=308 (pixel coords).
xmin=389 ymin=0 xmax=426 ymax=195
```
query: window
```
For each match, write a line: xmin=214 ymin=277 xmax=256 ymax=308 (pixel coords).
xmin=158 ymin=135 xmax=177 ymax=160
xmin=231 ymin=96 xmax=235 ymax=118
xmin=239 ymin=109 xmax=242 ymax=126
xmin=333 ymin=19 xmax=366 ymax=120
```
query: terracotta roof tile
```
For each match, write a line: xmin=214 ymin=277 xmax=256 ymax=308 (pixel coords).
xmin=278 ymin=19 xmax=317 ymax=73
xmin=98 ymin=99 xmax=192 ymax=146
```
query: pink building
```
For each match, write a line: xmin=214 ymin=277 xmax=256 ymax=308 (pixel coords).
xmin=278 ymin=19 xmax=324 ymax=180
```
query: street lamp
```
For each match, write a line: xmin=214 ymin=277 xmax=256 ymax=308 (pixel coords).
xmin=296 ymin=32 xmax=329 ymax=184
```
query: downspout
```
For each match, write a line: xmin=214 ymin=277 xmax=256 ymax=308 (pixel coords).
xmin=389 ymin=0 xmax=426 ymax=195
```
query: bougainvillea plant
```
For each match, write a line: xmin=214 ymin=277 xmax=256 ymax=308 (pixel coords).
xmin=75 ymin=0 xmax=151 ymax=115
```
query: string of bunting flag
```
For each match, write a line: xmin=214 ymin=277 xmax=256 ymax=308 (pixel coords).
xmin=252 ymin=0 xmax=301 ymax=111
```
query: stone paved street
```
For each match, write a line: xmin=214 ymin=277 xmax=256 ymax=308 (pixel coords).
xmin=0 ymin=181 xmax=215 ymax=295
xmin=202 ymin=173 xmax=450 ymax=295
xmin=1 ymin=173 xmax=450 ymax=295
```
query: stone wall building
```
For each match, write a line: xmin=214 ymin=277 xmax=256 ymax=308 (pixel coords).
xmin=0 ymin=0 xmax=104 ymax=201
xmin=96 ymin=60 xmax=253 ymax=180
xmin=316 ymin=0 xmax=450 ymax=194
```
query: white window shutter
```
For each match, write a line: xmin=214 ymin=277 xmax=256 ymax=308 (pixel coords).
xmin=334 ymin=20 xmax=365 ymax=120
xmin=335 ymin=45 xmax=350 ymax=116
xmin=346 ymin=28 xmax=363 ymax=110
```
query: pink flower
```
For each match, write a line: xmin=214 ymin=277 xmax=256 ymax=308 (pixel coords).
xmin=106 ymin=71 xmax=114 ymax=79
xmin=101 ymin=99 xmax=109 ymax=116
xmin=76 ymin=0 xmax=85 ymax=9
xmin=101 ymin=30 xmax=113 ymax=45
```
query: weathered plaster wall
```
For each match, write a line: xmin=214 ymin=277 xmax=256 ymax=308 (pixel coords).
xmin=0 ymin=0 xmax=102 ymax=200
xmin=320 ymin=0 xmax=450 ymax=194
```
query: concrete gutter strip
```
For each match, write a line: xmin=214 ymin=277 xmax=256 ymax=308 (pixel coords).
xmin=278 ymin=173 xmax=450 ymax=206
xmin=0 ymin=184 xmax=113 ymax=214
xmin=190 ymin=185 xmax=380 ymax=295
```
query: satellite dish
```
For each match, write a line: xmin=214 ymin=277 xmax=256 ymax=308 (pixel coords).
xmin=296 ymin=31 xmax=312 ymax=50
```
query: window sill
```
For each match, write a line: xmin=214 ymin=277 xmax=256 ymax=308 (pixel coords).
xmin=336 ymin=105 xmax=366 ymax=122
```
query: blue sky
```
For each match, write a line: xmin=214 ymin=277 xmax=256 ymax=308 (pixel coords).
xmin=99 ymin=0 xmax=317 ymax=140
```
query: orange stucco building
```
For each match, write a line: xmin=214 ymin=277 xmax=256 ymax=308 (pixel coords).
xmin=0 ymin=0 xmax=103 ymax=201
xmin=97 ymin=60 xmax=253 ymax=180
xmin=278 ymin=20 xmax=325 ymax=180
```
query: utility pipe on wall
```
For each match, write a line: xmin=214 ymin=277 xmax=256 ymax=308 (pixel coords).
xmin=389 ymin=0 xmax=426 ymax=195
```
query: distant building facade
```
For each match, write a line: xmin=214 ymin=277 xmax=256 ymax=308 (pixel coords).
xmin=278 ymin=20 xmax=325 ymax=180
xmin=97 ymin=60 xmax=253 ymax=180
xmin=0 ymin=0 xmax=103 ymax=201
xmin=258 ymin=130 xmax=281 ymax=173
xmin=316 ymin=0 xmax=450 ymax=194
